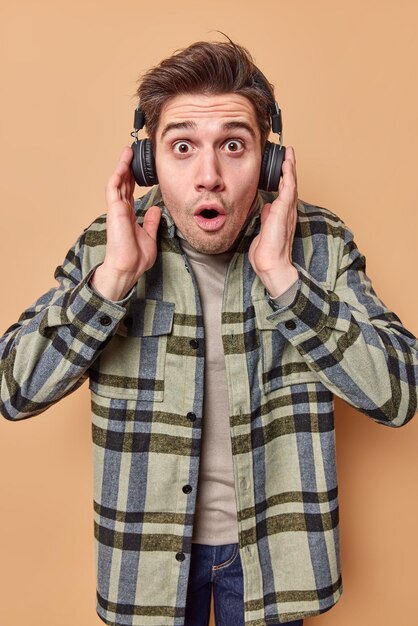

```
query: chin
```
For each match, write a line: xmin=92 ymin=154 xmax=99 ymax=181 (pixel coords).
xmin=184 ymin=232 xmax=233 ymax=255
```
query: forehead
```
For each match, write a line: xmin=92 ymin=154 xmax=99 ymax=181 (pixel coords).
xmin=156 ymin=93 xmax=259 ymax=136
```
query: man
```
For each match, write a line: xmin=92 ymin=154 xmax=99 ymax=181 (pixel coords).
xmin=1 ymin=40 xmax=417 ymax=626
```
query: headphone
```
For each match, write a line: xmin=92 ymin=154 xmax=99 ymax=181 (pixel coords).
xmin=131 ymin=77 xmax=285 ymax=191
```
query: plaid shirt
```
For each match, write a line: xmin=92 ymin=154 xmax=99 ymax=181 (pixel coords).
xmin=1 ymin=186 xmax=417 ymax=625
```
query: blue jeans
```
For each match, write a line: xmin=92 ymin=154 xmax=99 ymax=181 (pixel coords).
xmin=184 ymin=543 xmax=304 ymax=626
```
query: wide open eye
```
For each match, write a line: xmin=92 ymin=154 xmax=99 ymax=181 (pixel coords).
xmin=223 ymin=139 xmax=244 ymax=153
xmin=173 ymin=141 xmax=192 ymax=155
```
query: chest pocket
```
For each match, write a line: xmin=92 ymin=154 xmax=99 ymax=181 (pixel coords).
xmin=89 ymin=299 xmax=175 ymax=402
xmin=253 ymin=299 xmax=319 ymax=393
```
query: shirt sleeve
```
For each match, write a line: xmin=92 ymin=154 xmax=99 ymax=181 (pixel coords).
xmin=0 ymin=230 xmax=134 ymax=421
xmin=257 ymin=223 xmax=418 ymax=427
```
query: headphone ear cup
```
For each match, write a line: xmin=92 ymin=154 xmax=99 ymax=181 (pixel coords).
xmin=131 ymin=139 xmax=158 ymax=186
xmin=258 ymin=141 xmax=285 ymax=191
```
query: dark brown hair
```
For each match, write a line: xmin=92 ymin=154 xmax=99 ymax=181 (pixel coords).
xmin=136 ymin=40 xmax=275 ymax=144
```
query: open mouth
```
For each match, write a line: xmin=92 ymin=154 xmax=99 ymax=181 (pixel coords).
xmin=200 ymin=208 xmax=220 ymax=219
xmin=194 ymin=206 xmax=226 ymax=231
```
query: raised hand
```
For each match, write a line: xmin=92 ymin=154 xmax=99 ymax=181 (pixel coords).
xmin=90 ymin=146 xmax=161 ymax=301
xmin=248 ymin=146 xmax=299 ymax=298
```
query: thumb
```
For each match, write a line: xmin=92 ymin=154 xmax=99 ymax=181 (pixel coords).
xmin=142 ymin=205 xmax=162 ymax=240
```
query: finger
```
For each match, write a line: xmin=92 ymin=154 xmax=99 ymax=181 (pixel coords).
xmin=142 ymin=205 xmax=162 ymax=240
xmin=282 ymin=156 xmax=296 ymax=181
xmin=284 ymin=146 xmax=297 ymax=186
xmin=282 ymin=145 xmax=296 ymax=180
xmin=118 ymin=145 xmax=134 ymax=166
xmin=129 ymin=172 xmax=136 ymax=197
xmin=260 ymin=203 xmax=272 ymax=224
xmin=106 ymin=147 xmax=134 ymax=206
xmin=284 ymin=145 xmax=295 ymax=164
xmin=273 ymin=152 xmax=297 ymax=210
xmin=110 ymin=147 xmax=134 ymax=183
xmin=120 ymin=182 xmax=134 ymax=210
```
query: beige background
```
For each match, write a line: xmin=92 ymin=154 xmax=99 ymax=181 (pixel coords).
xmin=1 ymin=1 xmax=417 ymax=625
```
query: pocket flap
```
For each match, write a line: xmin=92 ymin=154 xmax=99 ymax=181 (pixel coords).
xmin=253 ymin=299 xmax=319 ymax=391
xmin=117 ymin=299 xmax=175 ymax=337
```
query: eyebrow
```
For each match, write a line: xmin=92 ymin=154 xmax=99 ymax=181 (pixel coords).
xmin=160 ymin=120 xmax=257 ymax=140
xmin=160 ymin=121 xmax=197 ymax=139
xmin=222 ymin=121 xmax=257 ymax=139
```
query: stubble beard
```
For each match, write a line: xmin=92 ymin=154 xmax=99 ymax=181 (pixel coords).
xmin=162 ymin=193 xmax=240 ymax=255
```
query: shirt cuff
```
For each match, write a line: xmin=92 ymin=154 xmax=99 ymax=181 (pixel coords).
xmin=267 ymin=279 xmax=299 ymax=310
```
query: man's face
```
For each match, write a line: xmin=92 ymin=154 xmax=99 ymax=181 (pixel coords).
xmin=154 ymin=93 xmax=262 ymax=254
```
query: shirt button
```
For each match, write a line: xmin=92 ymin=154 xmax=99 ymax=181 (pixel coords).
xmin=175 ymin=552 xmax=185 ymax=562
xmin=182 ymin=484 xmax=192 ymax=494
xmin=189 ymin=339 xmax=199 ymax=349
xmin=285 ymin=320 xmax=296 ymax=330
xmin=99 ymin=315 xmax=112 ymax=326
xmin=186 ymin=412 xmax=196 ymax=422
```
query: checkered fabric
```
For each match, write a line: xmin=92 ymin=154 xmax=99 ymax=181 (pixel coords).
xmin=1 ymin=187 xmax=417 ymax=625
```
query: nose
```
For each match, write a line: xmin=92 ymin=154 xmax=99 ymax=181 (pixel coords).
xmin=194 ymin=148 xmax=224 ymax=193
